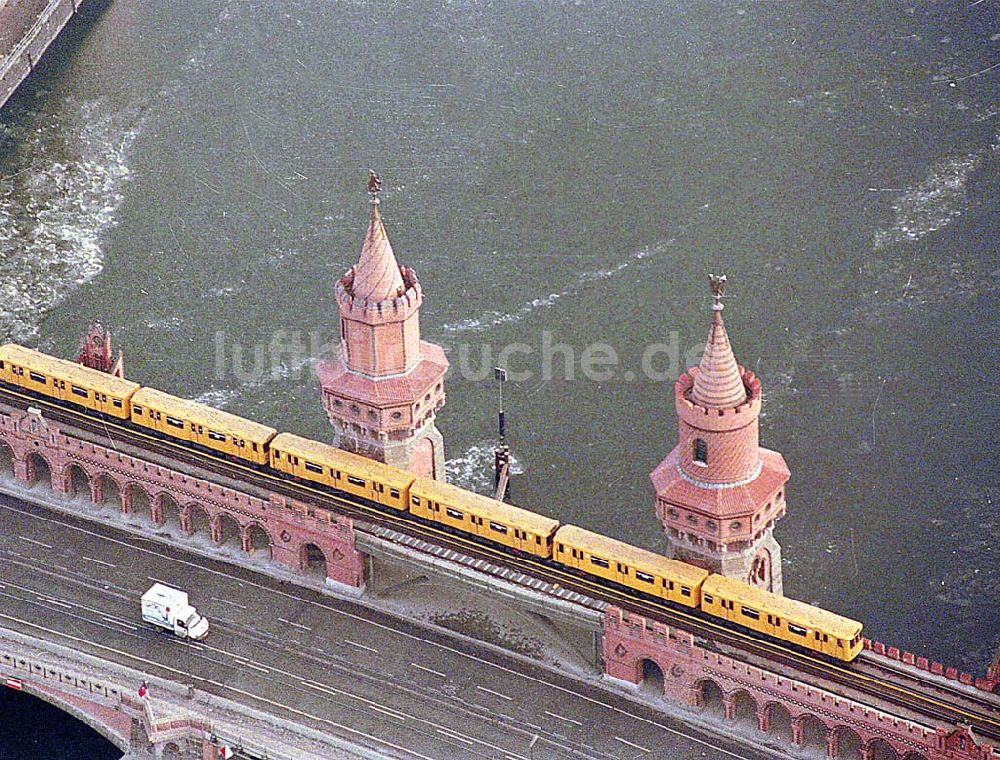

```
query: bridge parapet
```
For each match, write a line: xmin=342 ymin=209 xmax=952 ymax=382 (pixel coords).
xmin=601 ymin=607 xmax=996 ymax=760
xmin=865 ymin=638 xmax=1000 ymax=695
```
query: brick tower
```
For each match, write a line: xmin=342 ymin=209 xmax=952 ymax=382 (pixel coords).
xmin=315 ymin=172 xmax=448 ymax=478
xmin=650 ymin=275 xmax=789 ymax=594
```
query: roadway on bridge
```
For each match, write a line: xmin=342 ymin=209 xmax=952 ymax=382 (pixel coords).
xmin=0 ymin=492 xmax=777 ymax=760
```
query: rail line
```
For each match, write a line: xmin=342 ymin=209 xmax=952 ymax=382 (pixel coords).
xmin=1 ymin=386 xmax=998 ymax=742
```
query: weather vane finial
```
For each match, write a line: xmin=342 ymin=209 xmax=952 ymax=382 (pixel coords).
xmin=709 ymin=273 xmax=727 ymax=311
xmin=367 ymin=169 xmax=382 ymax=205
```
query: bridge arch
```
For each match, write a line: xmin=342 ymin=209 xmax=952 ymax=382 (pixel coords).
xmin=63 ymin=463 xmax=91 ymax=503
xmin=694 ymin=677 xmax=725 ymax=718
xmin=94 ymin=472 xmax=122 ymax=510
xmin=13 ymin=685 xmax=128 ymax=752
xmin=830 ymin=724 xmax=863 ymax=759
xmin=793 ymin=713 xmax=829 ymax=754
xmin=26 ymin=451 xmax=53 ymax=489
xmin=0 ymin=438 xmax=14 ymax=476
xmin=727 ymin=688 xmax=758 ymax=726
xmin=865 ymin=737 xmax=899 ymax=760
xmin=156 ymin=493 xmax=181 ymax=530
xmin=900 ymin=753 xmax=928 ymax=760
xmin=215 ymin=512 xmax=242 ymax=548
xmin=761 ymin=701 xmax=793 ymax=743
xmin=161 ymin=741 xmax=184 ymax=759
xmin=300 ymin=542 xmax=327 ymax=578
xmin=637 ymin=657 xmax=665 ymax=696
xmin=186 ymin=504 xmax=212 ymax=537
xmin=124 ymin=482 xmax=151 ymax=520
xmin=244 ymin=523 xmax=272 ymax=558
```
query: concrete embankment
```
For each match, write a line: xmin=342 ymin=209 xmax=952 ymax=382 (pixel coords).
xmin=0 ymin=0 xmax=84 ymax=111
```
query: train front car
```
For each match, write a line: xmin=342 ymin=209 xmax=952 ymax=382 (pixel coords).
xmin=268 ymin=433 xmax=414 ymax=511
xmin=408 ymin=477 xmax=559 ymax=559
xmin=0 ymin=344 xmax=139 ymax=419
xmin=553 ymin=525 xmax=709 ymax=608
xmin=700 ymin=575 xmax=864 ymax=662
xmin=129 ymin=387 xmax=276 ymax=466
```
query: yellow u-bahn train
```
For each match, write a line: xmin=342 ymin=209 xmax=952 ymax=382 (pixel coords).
xmin=0 ymin=343 xmax=865 ymax=661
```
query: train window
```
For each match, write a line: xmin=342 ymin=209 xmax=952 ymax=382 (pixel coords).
xmin=411 ymin=496 xmax=421 ymax=505
xmin=0 ymin=361 xmax=4 ymax=369
xmin=635 ymin=571 xmax=654 ymax=583
xmin=814 ymin=631 xmax=821 ymax=641
xmin=681 ymin=586 xmax=691 ymax=597
xmin=334 ymin=471 xmax=341 ymax=479
xmin=389 ymin=488 xmax=399 ymax=498
xmin=536 ymin=536 xmax=541 ymax=545
xmin=446 ymin=508 xmax=464 ymax=520
xmin=251 ymin=442 xmax=257 ymax=452
xmin=740 ymin=606 xmax=760 ymax=620
xmin=822 ymin=634 xmax=828 ymax=642
xmin=558 ymin=544 xmax=565 ymax=553
xmin=29 ymin=371 xmax=46 ymax=383
xmin=133 ymin=405 xmax=143 ymax=414
xmin=155 ymin=412 xmax=161 ymax=420
xmin=837 ymin=639 xmax=844 ymax=648
xmin=489 ymin=522 xmax=508 ymax=534
xmin=703 ymin=594 xmax=714 ymax=604
xmin=112 ymin=399 xmax=123 ymax=408
xmin=71 ymin=385 xmax=89 ymax=398
xmin=208 ymin=431 xmax=226 ymax=441
xmin=668 ymin=581 xmax=675 ymax=590
xmin=788 ymin=624 xmax=807 ymax=636
xmin=166 ymin=417 xmax=184 ymax=428
xmin=347 ymin=475 xmax=365 ymax=487
xmin=101 ymin=394 xmax=107 ymax=402
xmin=304 ymin=462 xmax=323 ymax=474
xmin=590 ymin=556 xmax=609 ymax=569
xmin=273 ymin=451 xmax=281 ymax=459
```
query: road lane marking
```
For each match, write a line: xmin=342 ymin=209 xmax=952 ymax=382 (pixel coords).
xmin=244 ymin=662 xmax=271 ymax=674
xmin=100 ymin=616 xmax=137 ymax=631
xmin=343 ymin=639 xmax=378 ymax=654
xmin=277 ymin=617 xmax=312 ymax=632
xmin=211 ymin=597 xmax=247 ymax=610
xmin=476 ymin=685 xmax=512 ymax=701
xmin=545 ymin=710 xmax=582 ymax=726
xmin=36 ymin=596 xmax=73 ymax=609
xmin=436 ymin=728 xmax=474 ymax=746
xmin=411 ymin=663 xmax=447 ymax=678
xmin=615 ymin=736 xmax=649 ymax=753
xmin=301 ymin=679 xmax=340 ymax=696
xmin=300 ymin=680 xmax=407 ymax=721
xmin=82 ymin=556 xmax=116 ymax=568
xmin=19 ymin=537 xmax=52 ymax=549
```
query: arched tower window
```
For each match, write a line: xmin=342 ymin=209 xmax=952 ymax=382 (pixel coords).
xmin=694 ymin=438 xmax=708 ymax=465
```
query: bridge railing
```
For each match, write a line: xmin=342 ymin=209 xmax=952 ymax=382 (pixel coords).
xmin=864 ymin=638 xmax=999 ymax=693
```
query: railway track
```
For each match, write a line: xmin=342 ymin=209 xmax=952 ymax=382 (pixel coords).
xmin=1 ymin=386 xmax=998 ymax=743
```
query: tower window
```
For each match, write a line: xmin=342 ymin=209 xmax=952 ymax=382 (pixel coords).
xmin=694 ymin=438 xmax=708 ymax=465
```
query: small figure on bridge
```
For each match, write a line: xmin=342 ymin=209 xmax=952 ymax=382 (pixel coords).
xmin=138 ymin=679 xmax=148 ymax=699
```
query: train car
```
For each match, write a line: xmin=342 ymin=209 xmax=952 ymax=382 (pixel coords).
xmin=408 ymin=477 xmax=559 ymax=558
xmin=130 ymin=387 xmax=276 ymax=466
xmin=700 ymin=574 xmax=863 ymax=662
xmin=0 ymin=344 xmax=140 ymax=420
xmin=553 ymin=525 xmax=709 ymax=608
xmin=268 ymin=433 xmax=414 ymax=511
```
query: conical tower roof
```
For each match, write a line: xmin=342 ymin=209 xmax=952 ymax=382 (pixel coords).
xmin=351 ymin=200 xmax=405 ymax=302
xmin=690 ymin=276 xmax=747 ymax=409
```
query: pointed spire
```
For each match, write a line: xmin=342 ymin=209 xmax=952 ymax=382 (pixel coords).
xmin=350 ymin=171 xmax=405 ymax=302
xmin=690 ymin=274 xmax=747 ymax=409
